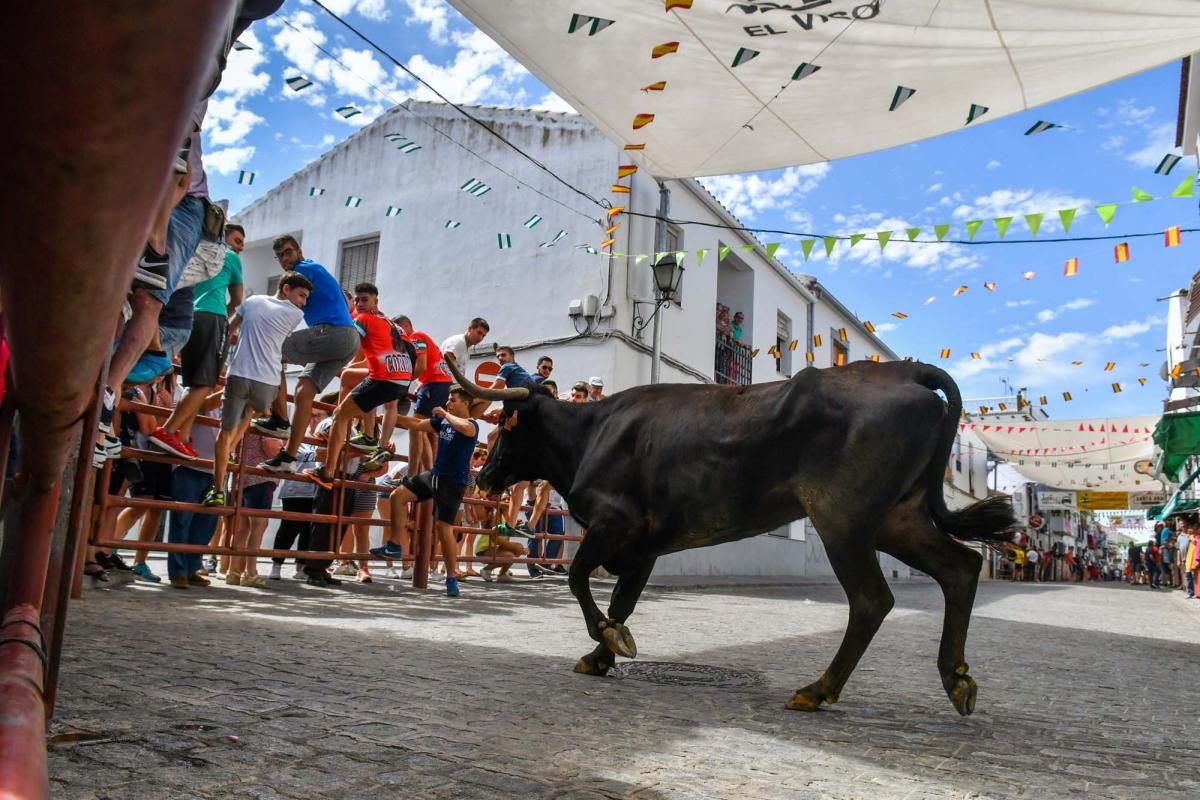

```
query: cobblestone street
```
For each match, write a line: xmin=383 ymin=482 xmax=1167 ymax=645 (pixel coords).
xmin=48 ymin=570 xmax=1200 ymax=799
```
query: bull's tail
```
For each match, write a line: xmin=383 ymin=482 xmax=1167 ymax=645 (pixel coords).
xmin=914 ymin=364 xmax=1016 ymax=543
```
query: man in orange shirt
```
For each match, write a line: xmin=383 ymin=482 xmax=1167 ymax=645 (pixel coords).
xmin=395 ymin=315 xmax=454 ymax=473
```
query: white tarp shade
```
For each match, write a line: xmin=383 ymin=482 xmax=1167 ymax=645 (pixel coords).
xmin=448 ymin=0 xmax=1200 ymax=178
xmin=969 ymin=415 xmax=1163 ymax=492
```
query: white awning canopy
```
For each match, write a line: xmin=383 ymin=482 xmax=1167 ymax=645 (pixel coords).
xmin=449 ymin=0 xmax=1200 ymax=178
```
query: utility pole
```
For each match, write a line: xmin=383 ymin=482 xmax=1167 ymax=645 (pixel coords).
xmin=650 ymin=180 xmax=670 ymax=384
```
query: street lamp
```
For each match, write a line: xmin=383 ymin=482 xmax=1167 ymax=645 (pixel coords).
xmin=650 ymin=254 xmax=685 ymax=384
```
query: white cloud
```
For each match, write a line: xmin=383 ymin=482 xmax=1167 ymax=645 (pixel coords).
xmin=1004 ymin=299 xmax=1033 ymax=308
xmin=320 ymin=0 xmax=391 ymax=21
xmin=1102 ymin=314 xmax=1164 ymax=341
xmin=949 ymin=337 xmax=1023 ymax=380
xmin=406 ymin=28 xmax=532 ymax=106
xmin=1126 ymin=122 xmax=1177 ymax=168
xmin=403 ymin=0 xmax=451 ymax=44
xmin=1098 ymin=98 xmax=1156 ymax=129
xmin=873 ymin=322 xmax=897 ymax=333
xmin=986 ymin=160 xmax=1002 ymax=170
xmin=1033 ymin=297 xmax=1095 ymax=324
xmin=204 ymin=29 xmax=270 ymax=148
xmin=951 ymin=188 xmax=1094 ymax=233
xmin=1102 ymin=135 xmax=1126 ymax=151
xmin=926 ymin=182 xmax=943 ymax=193
xmin=533 ymin=92 xmax=576 ymax=114
xmin=700 ymin=164 xmax=831 ymax=221
xmin=206 ymin=95 xmax=265 ymax=147
xmin=204 ymin=146 xmax=256 ymax=175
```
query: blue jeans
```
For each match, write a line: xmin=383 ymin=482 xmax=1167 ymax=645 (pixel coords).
xmin=152 ymin=195 xmax=205 ymax=306
xmin=1187 ymin=571 xmax=1196 ymax=598
xmin=167 ymin=467 xmax=216 ymax=579
xmin=159 ymin=324 xmax=191 ymax=359
xmin=528 ymin=507 xmax=564 ymax=575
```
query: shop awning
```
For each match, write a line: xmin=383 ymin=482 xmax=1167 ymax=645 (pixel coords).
xmin=1151 ymin=411 xmax=1200 ymax=482
xmin=448 ymin=0 xmax=1200 ymax=178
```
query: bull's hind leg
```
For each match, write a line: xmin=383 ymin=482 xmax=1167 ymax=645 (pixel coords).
xmin=876 ymin=502 xmax=984 ymax=716
xmin=788 ymin=536 xmax=894 ymax=712
xmin=574 ymin=558 xmax=656 ymax=676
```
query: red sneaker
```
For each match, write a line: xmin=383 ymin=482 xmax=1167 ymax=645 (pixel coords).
xmin=148 ymin=426 xmax=195 ymax=460
xmin=180 ymin=438 xmax=199 ymax=460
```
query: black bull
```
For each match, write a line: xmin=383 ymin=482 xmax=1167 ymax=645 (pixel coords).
xmin=446 ymin=358 xmax=1014 ymax=715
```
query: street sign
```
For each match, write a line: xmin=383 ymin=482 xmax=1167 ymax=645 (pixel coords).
xmin=474 ymin=360 xmax=501 ymax=388
xmin=1077 ymin=491 xmax=1129 ymax=511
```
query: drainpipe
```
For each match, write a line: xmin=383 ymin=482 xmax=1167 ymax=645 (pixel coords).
xmin=806 ymin=299 xmax=815 ymax=365
xmin=650 ymin=180 xmax=670 ymax=384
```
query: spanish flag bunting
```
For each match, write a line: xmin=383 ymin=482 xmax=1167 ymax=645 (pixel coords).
xmin=953 ymin=285 xmax=968 ymax=296
xmin=979 ymin=406 xmax=989 ymax=414
xmin=983 ymin=281 xmax=996 ymax=291
xmin=651 ymin=42 xmax=679 ymax=59
xmin=632 ymin=113 xmax=655 ymax=130
xmin=1104 ymin=361 xmax=1115 ymax=371
xmin=892 ymin=311 xmax=907 ymax=319
xmin=1114 ymin=242 xmax=1130 ymax=263
xmin=1039 ymin=395 xmax=1048 ymax=406
xmin=970 ymin=352 xmax=981 ymax=360
xmin=838 ymin=327 xmax=848 ymax=342
xmin=641 ymin=81 xmax=667 ymax=93
xmin=869 ymin=355 xmax=881 ymax=362
xmin=998 ymin=403 xmax=1008 ymax=411
xmin=813 ymin=334 xmax=823 ymax=347
xmin=789 ymin=339 xmax=799 ymax=351
xmin=623 ymin=144 xmax=645 ymax=151
xmin=1138 ymin=377 xmax=1147 ymax=386
xmin=600 ymin=238 xmax=615 ymax=249
xmin=617 ymin=164 xmax=638 ymax=178
xmin=605 ymin=224 xmax=620 ymax=235
xmin=768 ymin=345 xmax=779 ymax=358
xmin=750 ymin=348 xmax=760 ymax=358
xmin=1112 ymin=383 xmax=1122 ymax=394
xmin=610 ymin=184 xmax=631 ymax=194
xmin=940 ymin=348 xmax=951 ymax=359
xmin=864 ymin=321 xmax=876 ymax=333
xmin=665 ymin=0 xmax=693 ymax=10
xmin=834 ymin=352 xmax=847 ymax=367
xmin=1023 ymin=270 xmax=1036 ymax=280
xmin=607 ymin=206 xmax=624 ymax=217
xmin=805 ymin=351 xmax=815 ymax=363
xmin=1063 ymin=258 xmax=1078 ymax=276
xmin=1062 ymin=391 xmax=1072 ymax=401
xmin=1170 ymin=363 xmax=1183 ymax=379
xmin=1166 ymin=225 xmax=1182 ymax=247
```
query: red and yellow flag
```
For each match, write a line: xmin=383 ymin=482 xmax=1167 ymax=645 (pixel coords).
xmin=812 ymin=334 xmax=823 ymax=347
xmin=970 ymin=352 xmax=981 ymax=360
xmin=664 ymin=0 xmax=693 ymax=10
xmin=610 ymin=184 xmax=631 ymax=194
xmin=1062 ymin=391 xmax=1072 ymax=401
xmin=953 ymin=285 xmax=968 ymax=296
xmin=623 ymin=144 xmax=645 ymax=151
xmin=868 ymin=354 xmax=880 ymax=362
xmin=600 ymin=238 xmax=615 ymax=249
xmin=838 ymin=327 xmax=848 ymax=342
xmin=834 ymin=352 xmax=847 ymax=367
xmin=1063 ymin=258 xmax=1078 ymax=276
xmin=607 ymin=206 xmax=625 ymax=217
xmin=1114 ymin=242 xmax=1130 ymax=263
xmin=651 ymin=42 xmax=679 ymax=59
xmin=641 ymin=81 xmax=667 ymax=92
xmin=805 ymin=352 xmax=815 ymax=363
xmin=605 ymin=224 xmax=620 ymax=235
xmin=1171 ymin=363 xmax=1184 ymax=379
xmin=1104 ymin=361 xmax=1115 ymax=371
xmin=632 ymin=113 xmax=655 ymax=130
xmin=939 ymin=348 xmax=951 ymax=359
xmin=788 ymin=339 xmax=799 ymax=351
xmin=617 ymin=164 xmax=638 ymax=178
xmin=864 ymin=321 xmax=876 ymax=333
xmin=983 ymin=281 xmax=996 ymax=291
xmin=892 ymin=311 xmax=907 ymax=319
xmin=1112 ymin=382 xmax=1122 ymax=394
xmin=1023 ymin=270 xmax=1036 ymax=280
xmin=1166 ymin=225 xmax=1182 ymax=247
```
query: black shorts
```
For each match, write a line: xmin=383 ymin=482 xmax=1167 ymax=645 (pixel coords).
xmin=414 ymin=381 xmax=451 ymax=416
xmin=351 ymin=378 xmax=408 ymax=413
xmin=179 ymin=311 xmax=229 ymax=388
xmin=404 ymin=470 xmax=466 ymax=524
xmin=130 ymin=460 xmax=173 ymax=499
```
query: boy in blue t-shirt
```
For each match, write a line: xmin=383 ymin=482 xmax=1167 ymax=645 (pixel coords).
xmin=373 ymin=385 xmax=478 ymax=597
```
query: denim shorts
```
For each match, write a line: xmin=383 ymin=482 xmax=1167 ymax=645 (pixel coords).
xmin=159 ymin=325 xmax=191 ymax=359
xmin=152 ymin=195 xmax=206 ymax=306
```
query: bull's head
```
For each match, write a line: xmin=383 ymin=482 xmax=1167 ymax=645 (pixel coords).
xmin=444 ymin=356 xmax=553 ymax=494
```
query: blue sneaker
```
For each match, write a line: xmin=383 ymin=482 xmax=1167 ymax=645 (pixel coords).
xmin=131 ymin=562 xmax=161 ymax=583
xmin=369 ymin=542 xmax=404 ymax=561
xmin=126 ymin=350 xmax=172 ymax=385
xmin=446 ymin=577 xmax=460 ymax=598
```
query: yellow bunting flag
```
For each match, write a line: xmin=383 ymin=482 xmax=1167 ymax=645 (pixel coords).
xmin=805 ymin=352 xmax=815 ymax=363
xmin=610 ymin=184 xmax=631 ymax=194
xmin=617 ymin=164 xmax=638 ymax=178
xmin=1166 ymin=225 xmax=1182 ymax=247
xmin=1112 ymin=383 xmax=1122 ymax=394
xmin=632 ymin=113 xmax=655 ymax=129
xmin=651 ymin=42 xmax=679 ymax=58
xmin=999 ymin=403 xmax=1008 ymax=411
xmin=940 ymin=348 xmax=951 ymax=359
xmin=605 ymin=224 xmax=620 ymax=235
xmin=1063 ymin=258 xmax=1078 ymax=276
xmin=1039 ymin=395 xmax=1048 ymax=406
xmin=983 ymin=281 xmax=996 ymax=291
xmin=869 ymin=355 xmax=880 ymax=362
xmin=838 ymin=327 xmax=848 ymax=342
xmin=979 ymin=406 xmax=990 ymax=414
xmin=1114 ymin=242 xmax=1130 ymax=263
xmin=750 ymin=348 xmax=759 ymax=358
xmin=813 ymin=334 xmax=823 ymax=347
xmin=1170 ymin=363 xmax=1183 ymax=379
xmin=953 ymin=285 xmax=968 ymax=296
xmin=665 ymin=0 xmax=693 ymax=10
xmin=834 ymin=352 xmax=847 ymax=367
xmin=641 ymin=81 xmax=667 ymax=92
xmin=789 ymin=339 xmax=799 ymax=351
xmin=892 ymin=311 xmax=907 ymax=319
xmin=1063 ymin=391 xmax=1072 ymax=401
xmin=970 ymin=353 xmax=981 ymax=360
xmin=1104 ymin=362 xmax=1115 ymax=371
xmin=1138 ymin=377 xmax=1147 ymax=386
xmin=623 ymin=144 xmax=645 ymax=151
xmin=1071 ymin=360 xmax=1082 ymax=365
xmin=1023 ymin=270 xmax=1036 ymax=280
xmin=600 ymin=238 xmax=615 ymax=249
xmin=864 ymin=321 xmax=876 ymax=333
xmin=768 ymin=345 xmax=779 ymax=358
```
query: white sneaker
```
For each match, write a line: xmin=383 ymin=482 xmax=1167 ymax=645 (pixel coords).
xmin=268 ymin=563 xmax=282 ymax=580
xmin=481 ymin=566 xmax=495 ymax=582
xmin=334 ymin=561 xmax=357 ymax=576
xmin=292 ymin=569 xmax=306 ymax=581
xmin=385 ymin=567 xmax=401 ymax=579
xmin=400 ymin=567 xmax=414 ymax=580
xmin=427 ymin=571 xmax=445 ymax=584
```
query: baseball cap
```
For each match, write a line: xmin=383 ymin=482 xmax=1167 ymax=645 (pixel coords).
xmin=588 ymin=376 xmax=604 ymax=387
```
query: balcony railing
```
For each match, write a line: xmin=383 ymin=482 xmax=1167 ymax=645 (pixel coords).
xmin=715 ymin=334 xmax=752 ymax=385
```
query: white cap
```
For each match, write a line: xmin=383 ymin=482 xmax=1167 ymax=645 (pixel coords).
xmin=588 ymin=376 xmax=604 ymax=387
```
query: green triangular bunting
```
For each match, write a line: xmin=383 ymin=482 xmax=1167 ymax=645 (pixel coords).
xmin=876 ymin=231 xmax=891 ymax=250
xmin=965 ymin=220 xmax=983 ymax=240
xmin=934 ymin=224 xmax=950 ymax=242
xmin=1058 ymin=208 xmax=1077 ymax=232
xmin=1095 ymin=203 xmax=1118 ymax=226
xmin=719 ymin=245 xmax=731 ymax=261
xmin=824 ymin=237 xmax=837 ymax=257
xmin=695 ymin=248 xmax=709 ymax=265
xmin=905 ymin=227 xmax=921 ymax=241
xmin=654 ymin=251 xmax=669 ymax=264
xmin=1131 ymin=187 xmax=1154 ymax=203
xmin=765 ymin=242 xmax=781 ymax=259
xmin=849 ymin=233 xmax=866 ymax=247
xmin=1172 ymin=173 xmax=1195 ymax=198
xmin=993 ymin=216 xmax=1012 ymax=238
xmin=1024 ymin=213 xmax=1043 ymax=237
xmin=801 ymin=239 xmax=816 ymax=260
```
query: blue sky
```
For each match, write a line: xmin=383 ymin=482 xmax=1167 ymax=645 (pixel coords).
xmin=207 ymin=0 xmax=1196 ymax=421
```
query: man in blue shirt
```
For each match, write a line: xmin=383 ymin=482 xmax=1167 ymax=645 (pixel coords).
xmin=373 ymin=385 xmax=478 ymax=597
xmin=255 ymin=235 xmax=360 ymax=474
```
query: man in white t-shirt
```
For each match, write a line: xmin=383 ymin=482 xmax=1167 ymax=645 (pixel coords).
xmin=205 ymin=273 xmax=311 ymax=507
xmin=1025 ymin=546 xmax=1040 ymax=582
xmin=440 ymin=316 xmax=490 ymax=379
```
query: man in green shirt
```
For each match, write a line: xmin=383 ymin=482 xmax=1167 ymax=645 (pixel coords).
xmin=150 ymin=223 xmax=245 ymax=459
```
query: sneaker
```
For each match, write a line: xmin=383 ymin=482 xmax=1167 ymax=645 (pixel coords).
xmin=268 ymin=563 xmax=283 ymax=581
xmin=188 ymin=572 xmax=211 ymax=587
xmin=251 ymin=414 xmax=291 ymax=440
xmin=292 ymin=568 xmax=307 ymax=581
xmin=180 ymin=439 xmax=199 ymax=460
xmin=203 ymin=488 xmax=226 ymax=507
xmin=385 ymin=567 xmax=401 ymax=579
xmin=481 ymin=566 xmax=495 ymax=582
xmin=102 ymin=552 xmax=132 ymax=572
xmin=205 ymin=558 xmax=219 ymax=574
xmin=132 ymin=245 xmax=169 ymax=291
xmin=369 ymin=542 xmax=404 ymax=561
xmin=127 ymin=350 xmax=172 ymax=386
xmin=382 ymin=473 xmax=405 ymax=488
xmin=98 ymin=387 xmax=117 ymax=435
xmin=149 ymin=427 xmax=196 ymax=460
xmin=347 ymin=432 xmax=379 ymax=453
xmin=546 ymin=565 xmax=569 ymax=576
xmin=304 ymin=467 xmax=335 ymax=490
xmin=94 ymin=432 xmax=123 ymax=465
xmin=357 ymin=568 xmax=373 ymax=584
xmin=400 ymin=567 xmax=414 ymax=581
xmin=446 ymin=577 xmax=460 ymax=598
xmin=427 ymin=571 xmax=445 ymax=584
xmin=515 ymin=522 xmax=535 ymax=537
xmin=364 ymin=447 xmax=392 ymax=470
xmin=131 ymin=562 xmax=161 ymax=583
xmin=169 ymin=576 xmax=189 ymax=589
xmin=224 ymin=571 xmax=242 ymax=586
xmin=334 ymin=561 xmax=357 ymax=576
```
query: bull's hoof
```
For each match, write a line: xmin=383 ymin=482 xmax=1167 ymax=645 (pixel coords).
xmin=601 ymin=622 xmax=637 ymax=659
xmin=785 ymin=687 xmax=828 ymax=712
xmin=574 ymin=652 xmax=612 ymax=676
xmin=947 ymin=674 xmax=977 ymax=716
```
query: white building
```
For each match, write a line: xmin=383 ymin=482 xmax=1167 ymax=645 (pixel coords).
xmin=233 ymin=101 xmax=918 ymax=582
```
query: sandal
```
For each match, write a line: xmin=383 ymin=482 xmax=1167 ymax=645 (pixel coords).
xmin=84 ymin=561 xmax=109 ymax=582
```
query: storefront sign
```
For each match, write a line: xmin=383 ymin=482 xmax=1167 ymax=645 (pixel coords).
xmin=1077 ymin=491 xmax=1129 ymax=510
xmin=1037 ymin=491 xmax=1076 ymax=510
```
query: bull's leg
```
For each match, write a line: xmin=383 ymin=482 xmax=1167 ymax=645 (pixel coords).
xmin=575 ymin=558 xmax=656 ymax=676
xmin=787 ymin=540 xmax=894 ymax=712
xmin=876 ymin=505 xmax=984 ymax=716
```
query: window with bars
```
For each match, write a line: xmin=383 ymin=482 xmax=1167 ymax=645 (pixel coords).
xmin=338 ymin=236 xmax=379 ymax=292
xmin=775 ymin=310 xmax=792 ymax=376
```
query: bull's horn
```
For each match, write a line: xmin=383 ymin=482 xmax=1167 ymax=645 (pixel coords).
xmin=444 ymin=353 xmax=531 ymax=401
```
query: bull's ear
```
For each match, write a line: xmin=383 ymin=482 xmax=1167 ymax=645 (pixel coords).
xmin=503 ymin=410 xmax=519 ymax=431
